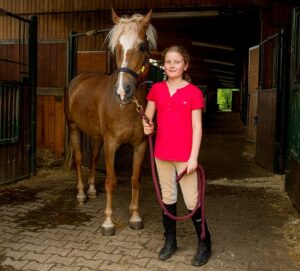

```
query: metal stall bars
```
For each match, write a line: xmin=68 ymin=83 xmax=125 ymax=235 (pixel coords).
xmin=0 ymin=9 xmax=37 ymax=184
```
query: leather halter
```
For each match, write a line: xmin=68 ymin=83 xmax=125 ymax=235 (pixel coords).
xmin=116 ymin=67 xmax=139 ymax=79
xmin=116 ymin=51 xmax=149 ymax=80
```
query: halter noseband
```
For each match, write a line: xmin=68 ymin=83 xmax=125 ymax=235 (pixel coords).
xmin=116 ymin=52 xmax=149 ymax=80
xmin=116 ymin=67 xmax=139 ymax=79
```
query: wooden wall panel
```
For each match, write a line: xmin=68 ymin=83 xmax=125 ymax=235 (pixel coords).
xmin=246 ymin=93 xmax=258 ymax=142
xmin=37 ymin=96 xmax=65 ymax=158
xmin=76 ymin=51 xmax=109 ymax=74
xmin=37 ymin=42 xmax=67 ymax=88
xmin=246 ymin=45 xmax=259 ymax=143
xmin=256 ymin=89 xmax=277 ymax=170
xmin=36 ymin=42 xmax=66 ymax=157
xmin=248 ymin=45 xmax=259 ymax=92
xmin=0 ymin=44 xmax=27 ymax=81
xmin=0 ymin=1 xmax=292 ymax=41
xmin=0 ymin=0 xmax=276 ymax=15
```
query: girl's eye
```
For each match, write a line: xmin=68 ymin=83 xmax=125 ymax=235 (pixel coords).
xmin=165 ymin=60 xmax=183 ymax=65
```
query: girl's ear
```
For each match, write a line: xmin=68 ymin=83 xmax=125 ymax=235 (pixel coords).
xmin=184 ymin=63 xmax=189 ymax=71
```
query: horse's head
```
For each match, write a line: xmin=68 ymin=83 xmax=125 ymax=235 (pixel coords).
xmin=107 ymin=9 xmax=157 ymax=104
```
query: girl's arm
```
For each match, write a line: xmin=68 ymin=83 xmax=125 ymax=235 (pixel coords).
xmin=186 ymin=109 xmax=202 ymax=174
xmin=142 ymin=100 xmax=156 ymax=135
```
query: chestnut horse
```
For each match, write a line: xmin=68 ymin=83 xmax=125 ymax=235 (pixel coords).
xmin=65 ymin=9 xmax=157 ymax=235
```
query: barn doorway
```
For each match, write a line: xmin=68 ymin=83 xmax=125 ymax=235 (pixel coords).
xmin=217 ymin=88 xmax=240 ymax=112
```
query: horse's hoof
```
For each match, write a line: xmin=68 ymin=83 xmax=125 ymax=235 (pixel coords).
xmin=102 ymin=226 xmax=115 ymax=236
xmin=87 ymin=191 xmax=97 ymax=199
xmin=77 ymin=194 xmax=87 ymax=205
xmin=129 ymin=220 xmax=144 ymax=230
xmin=87 ymin=186 xmax=97 ymax=199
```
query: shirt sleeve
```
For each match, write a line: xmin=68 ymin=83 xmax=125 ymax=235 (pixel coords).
xmin=147 ymin=83 xmax=158 ymax=102
xmin=191 ymin=86 xmax=204 ymax=110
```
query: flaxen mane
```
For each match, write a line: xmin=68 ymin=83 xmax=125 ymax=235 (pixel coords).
xmin=106 ymin=14 xmax=157 ymax=52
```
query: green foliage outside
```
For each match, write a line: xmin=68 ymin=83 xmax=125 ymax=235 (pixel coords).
xmin=217 ymin=88 xmax=233 ymax=111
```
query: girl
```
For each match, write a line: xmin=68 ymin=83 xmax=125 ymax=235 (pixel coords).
xmin=142 ymin=45 xmax=211 ymax=266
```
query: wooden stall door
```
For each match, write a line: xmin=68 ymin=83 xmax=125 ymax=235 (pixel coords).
xmin=286 ymin=8 xmax=300 ymax=211
xmin=256 ymin=89 xmax=277 ymax=170
xmin=255 ymin=35 xmax=278 ymax=171
xmin=0 ymin=12 xmax=36 ymax=184
xmin=36 ymin=41 xmax=67 ymax=158
xmin=0 ymin=81 xmax=30 ymax=184
xmin=246 ymin=45 xmax=259 ymax=142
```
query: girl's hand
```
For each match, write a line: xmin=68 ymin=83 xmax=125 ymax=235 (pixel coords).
xmin=186 ymin=157 xmax=198 ymax=174
xmin=142 ymin=119 xmax=154 ymax=135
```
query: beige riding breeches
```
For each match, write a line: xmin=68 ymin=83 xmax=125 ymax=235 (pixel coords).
xmin=155 ymin=158 xmax=198 ymax=210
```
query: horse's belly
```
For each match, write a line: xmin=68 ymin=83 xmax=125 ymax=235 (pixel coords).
xmin=114 ymin=124 xmax=145 ymax=145
xmin=72 ymin=110 xmax=101 ymax=136
xmin=69 ymin=97 xmax=102 ymax=136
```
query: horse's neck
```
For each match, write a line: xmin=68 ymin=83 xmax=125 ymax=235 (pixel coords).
xmin=136 ymin=85 xmax=148 ymax=103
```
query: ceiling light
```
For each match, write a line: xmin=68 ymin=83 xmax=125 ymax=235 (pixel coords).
xmin=216 ymin=75 xmax=236 ymax=80
xmin=152 ymin=11 xmax=219 ymax=19
xmin=211 ymin=69 xmax=235 ymax=75
xmin=204 ymin=59 xmax=236 ymax=66
xmin=218 ymin=79 xmax=236 ymax=84
xmin=192 ymin=41 xmax=235 ymax=51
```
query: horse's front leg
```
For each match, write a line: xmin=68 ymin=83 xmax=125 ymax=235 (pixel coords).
xmin=129 ymin=140 xmax=147 ymax=230
xmin=87 ymin=136 xmax=102 ymax=199
xmin=102 ymin=140 xmax=118 ymax=236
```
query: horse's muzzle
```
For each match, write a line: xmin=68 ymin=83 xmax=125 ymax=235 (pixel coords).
xmin=114 ymin=80 xmax=136 ymax=104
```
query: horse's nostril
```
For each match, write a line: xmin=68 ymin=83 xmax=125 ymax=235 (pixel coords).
xmin=125 ymin=85 xmax=131 ymax=95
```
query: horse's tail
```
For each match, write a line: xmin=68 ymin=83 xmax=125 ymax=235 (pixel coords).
xmin=64 ymin=80 xmax=74 ymax=170
xmin=64 ymin=81 xmax=71 ymax=124
xmin=65 ymin=144 xmax=74 ymax=170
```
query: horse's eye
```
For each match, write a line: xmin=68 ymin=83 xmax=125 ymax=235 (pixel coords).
xmin=139 ymin=42 xmax=148 ymax=52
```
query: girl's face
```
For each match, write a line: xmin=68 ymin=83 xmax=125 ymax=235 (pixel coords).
xmin=164 ymin=51 xmax=189 ymax=80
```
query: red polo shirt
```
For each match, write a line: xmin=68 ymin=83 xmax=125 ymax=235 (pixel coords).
xmin=147 ymin=81 xmax=204 ymax=161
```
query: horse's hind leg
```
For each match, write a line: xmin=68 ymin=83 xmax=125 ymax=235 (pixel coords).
xmin=87 ymin=136 xmax=102 ymax=198
xmin=129 ymin=141 xmax=147 ymax=230
xmin=69 ymin=123 xmax=86 ymax=204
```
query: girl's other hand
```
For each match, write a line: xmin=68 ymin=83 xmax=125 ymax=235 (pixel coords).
xmin=142 ymin=119 xmax=154 ymax=135
xmin=186 ymin=158 xmax=198 ymax=174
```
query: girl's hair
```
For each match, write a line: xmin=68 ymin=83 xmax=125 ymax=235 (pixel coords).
xmin=162 ymin=45 xmax=191 ymax=82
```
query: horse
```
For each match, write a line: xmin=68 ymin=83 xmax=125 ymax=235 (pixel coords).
xmin=65 ymin=9 xmax=157 ymax=236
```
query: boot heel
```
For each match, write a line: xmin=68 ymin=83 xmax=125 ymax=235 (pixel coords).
xmin=192 ymin=240 xmax=211 ymax=266
xmin=159 ymin=203 xmax=177 ymax=260
xmin=159 ymin=234 xmax=177 ymax=260
xmin=191 ymin=208 xmax=212 ymax=266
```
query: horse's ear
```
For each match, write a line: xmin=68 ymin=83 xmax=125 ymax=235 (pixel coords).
xmin=111 ymin=8 xmax=120 ymax=24
xmin=141 ymin=9 xmax=152 ymax=29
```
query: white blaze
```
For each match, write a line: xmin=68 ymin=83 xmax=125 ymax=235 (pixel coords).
xmin=116 ymin=33 xmax=136 ymax=101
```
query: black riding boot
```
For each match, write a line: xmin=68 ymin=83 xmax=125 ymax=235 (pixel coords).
xmin=191 ymin=208 xmax=212 ymax=266
xmin=159 ymin=203 xmax=177 ymax=260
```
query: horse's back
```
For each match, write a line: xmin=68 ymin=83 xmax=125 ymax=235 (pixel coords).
xmin=68 ymin=72 xmax=111 ymax=95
